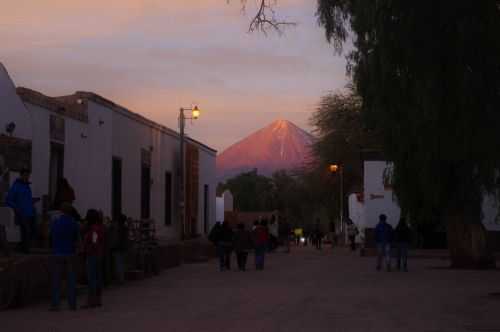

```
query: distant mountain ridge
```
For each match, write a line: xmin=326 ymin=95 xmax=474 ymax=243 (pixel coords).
xmin=217 ymin=119 xmax=314 ymax=181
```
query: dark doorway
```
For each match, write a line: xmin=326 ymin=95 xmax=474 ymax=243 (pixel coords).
xmin=112 ymin=157 xmax=122 ymax=221
xmin=49 ymin=142 xmax=64 ymax=204
xmin=165 ymin=172 xmax=172 ymax=226
xmin=141 ymin=164 xmax=151 ymax=219
xmin=204 ymin=184 xmax=209 ymax=234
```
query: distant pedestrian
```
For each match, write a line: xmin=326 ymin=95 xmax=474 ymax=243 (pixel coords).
xmin=253 ymin=220 xmax=269 ymax=270
xmin=278 ymin=217 xmax=291 ymax=253
xmin=49 ymin=203 xmax=80 ymax=311
xmin=82 ymin=209 xmax=105 ymax=308
xmin=347 ymin=221 xmax=359 ymax=251
xmin=6 ymin=168 xmax=39 ymax=253
xmin=394 ymin=217 xmax=412 ymax=272
xmin=313 ymin=220 xmax=323 ymax=250
xmin=209 ymin=222 xmax=224 ymax=270
xmin=328 ymin=220 xmax=336 ymax=248
xmin=233 ymin=223 xmax=253 ymax=271
xmin=375 ymin=214 xmax=393 ymax=271
xmin=268 ymin=216 xmax=279 ymax=252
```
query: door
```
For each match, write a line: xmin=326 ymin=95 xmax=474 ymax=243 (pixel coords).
xmin=49 ymin=142 xmax=64 ymax=205
xmin=141 ymin=164 xmax=151 ymax=219
xmin=112 ymin=157 xmax=122 ymax=221
xmin=203 ymin=184 xmax=209 ymax=234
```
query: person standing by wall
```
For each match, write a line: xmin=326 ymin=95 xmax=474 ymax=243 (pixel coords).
xmin=268 ymin=216 xmax=279 ymax=252
xmin=394 ymin=217 xmax=412 ymax=272
xmin=233 ymin=223 xmax=253 ymax=271
xmin=49 ymin=203 xmax=80 ymax=311
xmin=6 ymin=168 xmax=39 ymax=253
xmin=375 ymin=214 xmax=393 ymax=272
xmin=278 ymin=217 xmax=291 ymax=253
xmin=82 ymin=209 xmax=105 ymax=308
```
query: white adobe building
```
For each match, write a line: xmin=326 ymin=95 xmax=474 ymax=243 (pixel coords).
xmin=0 ymin=63 xmax=216 ymax=242
xmin=349 ymin=152 xmax=500 ymax=246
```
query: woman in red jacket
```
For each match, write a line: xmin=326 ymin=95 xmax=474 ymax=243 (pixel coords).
xmin=82 ymin=209 xmax=105 ymax=308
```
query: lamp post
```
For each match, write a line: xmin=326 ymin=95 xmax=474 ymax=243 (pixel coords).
xmin=329 ymin=164 xmax=344 ymax=238
xmin=178 ymin=105 xmax=200 ymax=240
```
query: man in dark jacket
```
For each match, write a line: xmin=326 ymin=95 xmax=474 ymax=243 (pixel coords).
xmin=233 ymin=223 xmax=253 ymax=271
xmin=375 ymin=214 xmax=393 ymax=271
xmin=6 ymin=168 xmax=38 ymax=253
xmin=394 ymin=218 xmax=411 ymax=272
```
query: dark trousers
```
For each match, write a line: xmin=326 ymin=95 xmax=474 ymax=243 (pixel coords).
xmin=86 ymin=256 xmax=103 ymax=304
xmin=236 ymin=251 xmax=248 ymax=271
xmin=349 ymin=235 xmax=356 ymax=251
xmin=17 ymin=216 xmax=36 ymax=253
xmin=51 ymin=255 xmax=77 ymax=309
xmin=217 ymin=245 xmax=232 ymax=270
xmin=315 ymin=238 xmax=322 ymax=250
xmin=255 ymin=245 xmax=266 ymax=270
xmin=396 ymin=242 xmax=409 ymax=270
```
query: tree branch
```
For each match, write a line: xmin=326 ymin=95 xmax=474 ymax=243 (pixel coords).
xmin=240 ymin=0 xmax=296 ymax=35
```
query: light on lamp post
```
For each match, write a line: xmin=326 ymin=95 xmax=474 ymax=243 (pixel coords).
xmin=178 ymin=105 xmax=201 ymax=240
xmin=329 ymin=163 xmax=344 ymax=239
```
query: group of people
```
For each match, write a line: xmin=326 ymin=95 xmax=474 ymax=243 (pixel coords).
xmin=5 ymin=169 xmax=130 ymax=311
xmin=375 ymin=214 xmax=411 ymax=272
xmin=208 ymin=217 xmax=291 ymax=272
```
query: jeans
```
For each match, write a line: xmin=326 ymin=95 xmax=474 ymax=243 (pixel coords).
xmin=376 ymin=243 xmax=391 ymax=270
xmin=86 ymin=256 xmax=103 ymax=298
xmin=217 ymin=245 xmax=232 ymax=270
xmin=113 ymin=251 xmax=125 ymax=283
xmin=349 ymin=235 xmax=356 ymax=251
xmin=396 ymin=242 xmax=409 ymax=270
xmin=236 ymin=251 xmax=249 ymax=271
xmin=17 ymin=215 xmax=36 ymax=253
xmin=255 ymin=245 xmax=266 ymax=270
xmin=51 ymin=255 xmax=77 ymax=309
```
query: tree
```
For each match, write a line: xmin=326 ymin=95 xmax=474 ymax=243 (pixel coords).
xmin=317 ymin=1 xmax=500 ymax=268
xmin=237 ymin=0 xmax=295 ymax=34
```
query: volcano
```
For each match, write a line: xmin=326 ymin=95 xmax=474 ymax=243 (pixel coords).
xmin=217 ymin=119 xmax=314 ymax=181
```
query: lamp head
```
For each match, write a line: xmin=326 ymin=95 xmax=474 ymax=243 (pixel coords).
xmin=192 ymin=105 xmax=200 ymax=120
xmin=329 ymin=164 xmax=339 ymax=173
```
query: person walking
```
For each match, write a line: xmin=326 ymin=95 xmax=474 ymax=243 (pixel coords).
xmin=375 ymin=214 xmax=393 ymax=271
xmin=209 ymin=222 xmax=224 ymax=271
xmin=82 ymin=209 xmax=105 ymax=308
xmin=6 ymin=168 xmax=39 ymax=253
xmin=49 ymin=203 xmax=80 ymax=311
xmin=394 ymin=217 xmax=411 ymax=272
xmin=347 ymin=221 xmax=359 ymax=251
xmin=219 ymin=222 xmax=234 ymax=271
xmin=313 ymin=221 xmax=323 ymax=250
xmin=253 ymin=220 xmax=269 ymax=270
xmin=233 ymin=223 xmax=253 ymax=271
xmin=278 ymin=217 xmax=291 ymax=253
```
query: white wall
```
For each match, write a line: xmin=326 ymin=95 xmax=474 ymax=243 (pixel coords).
xmin=482 ymin=193 xmax=500 ymax=231
xmin=0 ymin=64 xmax=33 ymax=140
xmin=363 ymin=161 xmax=401 ymax=228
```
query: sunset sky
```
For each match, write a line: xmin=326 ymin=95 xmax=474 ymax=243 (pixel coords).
xmin=1 ymin=0 xmax=347 ymax=151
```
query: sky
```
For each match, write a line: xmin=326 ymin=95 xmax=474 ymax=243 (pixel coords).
xmin=1 ymin=0 xmax=348 ymax=151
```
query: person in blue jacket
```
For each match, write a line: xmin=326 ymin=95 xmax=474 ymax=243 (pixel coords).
xmin=6 ymin=168 xmax=38 ymax=253
xmin=375 ymin=214 xmax=394 ymax=271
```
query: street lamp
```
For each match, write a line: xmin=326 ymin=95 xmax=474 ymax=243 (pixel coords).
xmin=329 ymin=164 xmax=344 ymax=237
xmin=179 ymin=105 xmax=201 ymax=240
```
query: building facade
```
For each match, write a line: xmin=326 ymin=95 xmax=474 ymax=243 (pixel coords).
xmin=0 ymin=63 xmax=216 ymax=242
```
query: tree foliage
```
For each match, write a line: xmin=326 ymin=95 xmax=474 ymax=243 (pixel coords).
xmin=317 ymin=1 xmax=500 ymax=222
